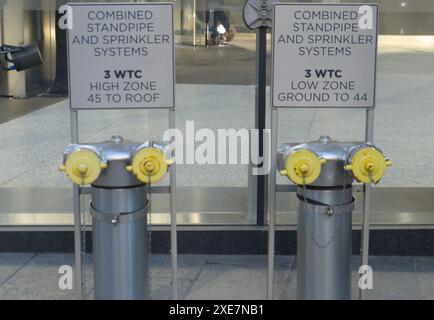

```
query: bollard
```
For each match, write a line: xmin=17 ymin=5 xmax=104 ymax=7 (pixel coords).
xmin=278 ymin=135 xmax=391 ymax=300
xmin=60 ymin=136 xmax=172 ymax=299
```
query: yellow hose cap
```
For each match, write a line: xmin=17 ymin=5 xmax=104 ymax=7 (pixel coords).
xmin=128 ymin=147 xmax=169 ymax=184
xmin=346 ymin=147 xmax=390 ymax=183
xmin=62 ymin=149 xmax=102 ymax=185
xmin=281 ymin=149 xmax=325 ymax=185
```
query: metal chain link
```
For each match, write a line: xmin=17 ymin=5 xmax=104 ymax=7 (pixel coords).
xmin=300 ymin=171 xmax=343 ymax=249
xmin=308 ymin=209 xmax=343 ymax=249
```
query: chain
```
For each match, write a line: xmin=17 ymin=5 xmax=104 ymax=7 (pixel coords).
xmin=308 ymin=209 xmax=343 ymax=248
xmin=147 ymin=171 xmax=152 ymax=299
xmin=79 ymin=175 xmax=87 ymax=297
xmin=300 ymin=172 xmax=341 ymax=248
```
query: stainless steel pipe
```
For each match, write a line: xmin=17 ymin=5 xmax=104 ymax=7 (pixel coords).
xmin=297 ymin=187 xmax=353 ymax=300
xmin=91 ymin=186 xmax=149 ymax=300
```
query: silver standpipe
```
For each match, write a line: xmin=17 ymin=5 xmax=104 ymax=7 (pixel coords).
xmin=60 ymin=136 xmax=172 ymax=300
xmin=277 ymin=135 xmax=391 ymax=300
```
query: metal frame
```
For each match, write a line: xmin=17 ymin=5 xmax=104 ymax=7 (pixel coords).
xmin=243 ymin=0 xmax=273 ymax=226
xmin=266 ymin=3 xmax=379 ymax=300
xmin=66 ymin=2 xmax=178 ymax=300
xmin=255 ymin=27 xmax=267 ymax=226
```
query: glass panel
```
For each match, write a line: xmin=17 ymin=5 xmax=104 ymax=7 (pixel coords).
xmin=0 ymin=0 xmax=432 ymax=224
xmin=274 ymin=0 xmax=434 ymax=227
xmin=0 ymin=0 xmax=258 ymax=299
xmin=174 ymin=0 xmax=207 ymax=45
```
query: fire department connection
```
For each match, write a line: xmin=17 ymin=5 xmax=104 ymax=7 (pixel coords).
xmin=60 ymin=135 xmax=172 ymax=299
xmin=278 ymin=135 xmax=391 ymax=299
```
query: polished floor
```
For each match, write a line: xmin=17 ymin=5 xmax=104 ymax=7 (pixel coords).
xmin=0 ymin=96 xmax=64 ymax=124
xmin=0 ymin=253 xmax=432 ymax=300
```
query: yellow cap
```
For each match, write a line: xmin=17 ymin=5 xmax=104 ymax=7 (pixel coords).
xmin=345 ymin=147 xmax=391 ymax=184
xmin=280 ymin=149 xmax=325 ymax=185
xmin=127 ymin=147 xmax=169 ymax=184
xmin=61 ymin=149 xmax=103 ymax=185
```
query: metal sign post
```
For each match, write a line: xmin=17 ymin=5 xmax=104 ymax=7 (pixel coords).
xmin=267 ymin=3 xmax=378 ymax=300
xmin=243 ymin=0 xmax=275 ymax=225
xmin=360 ymin=107 xmax=375 ymax=300
xmin=66 ymin=2 xmax=177 ymax=300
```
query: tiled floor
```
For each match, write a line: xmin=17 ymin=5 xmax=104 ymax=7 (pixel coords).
xmin=0 ymin=253 xmax=433 ymax=300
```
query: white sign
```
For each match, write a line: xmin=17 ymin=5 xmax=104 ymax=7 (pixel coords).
xmin=67 ymin=3 xmax=174 ymax=109
xmin=272 ymin=4 xmax=378 ymax=108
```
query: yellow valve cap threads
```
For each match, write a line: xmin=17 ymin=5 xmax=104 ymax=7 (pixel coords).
xmin=345 ymin=147 xmax=391 ymax=184
xmin=280 ymin=149 xmax=325 ymax=185
xmin=127 ymin=147 xmax=169 ymax=184
xmin=61 ymin=150 xmax=103 ymax=185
